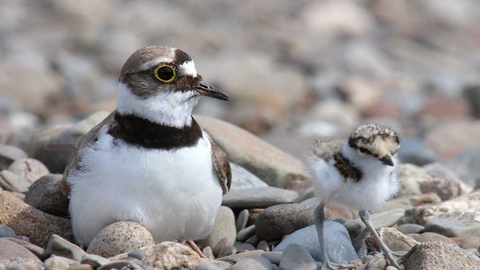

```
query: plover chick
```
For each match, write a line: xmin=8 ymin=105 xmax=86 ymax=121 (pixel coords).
xmin=62 ymin=46 xmax=232 ymax=250
xmin=310 ymin=124 xmax=404 ymax=269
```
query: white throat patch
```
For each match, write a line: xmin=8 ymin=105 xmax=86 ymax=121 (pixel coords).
xmin=117 ymin=82 xmax=200 ymax=128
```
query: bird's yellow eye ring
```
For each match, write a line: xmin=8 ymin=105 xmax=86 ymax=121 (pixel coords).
xmin=154 ymin=64 xmax=176 ymax=83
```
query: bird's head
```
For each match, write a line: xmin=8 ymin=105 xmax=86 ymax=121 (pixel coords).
xmin=348 ymin=124 xmax=400 ymax=167
xmin=116 ymin=46 xmax=229 ymax=127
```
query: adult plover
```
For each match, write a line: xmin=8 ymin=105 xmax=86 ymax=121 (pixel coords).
xmin=310 ymin=124 xmax=404 ymax=269
xmin=62 ymin=46 xmax=232 ymax=249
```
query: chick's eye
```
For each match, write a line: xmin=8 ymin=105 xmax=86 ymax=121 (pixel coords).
xmin=155 ymin=65 xmax=176 ymax=83
xmin=358 ymin=147 xmax=367 ymax=153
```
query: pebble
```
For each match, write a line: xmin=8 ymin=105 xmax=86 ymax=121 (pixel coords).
xmin=217 ymin=246 xmax=237 ymax=258
xmin=230 ymin=163 xmax=268 ymax=190
xmin=460 ymin=235 xmax=480 ymax=250
xmin=43 ymin=255 xmax=79 ymax=270
xmin=24 ymin=174 xmax=69 ymax=217
xmin=396 ymin=137 xmax=439 ymax=166
xmin=396 ymin=223 xmax=425 ymax=234
xmin=262 ymin=251 xmax=282 ymax=265
xmin=231 ymin=256 xmax=273 ymax=270
xmin=424 ymin=209 xmax=480 ymax=239
xmin=255 ymin=204 xmax=315 ymax=241
xmin=199 ymin=206 xmax=236 ymax=252
xmin=0 ymin=238 xmax=42 ymax=267
xmin=196 ymin=116 xmax=309 ymax=187
xmin=0 ymin=225 xmax=16 ymax=238
xmin=0 ymin=191 xmax=73 ymax=247
xmin=45 ymin=234 xmax=87 ymax=262
xmin=196 ymin=262 xmax=224 ymax=270
xmin=8 ymin=158 xmax=49 ymax=184
xmin=411 ymin=232 xmax=456 ymax=244
xmin=274 ymin=224 xmax=358 ymax=263
xmin=0 ymin=170 xmax=30 ymax=193
xmin=86 ymin=221 xmax=155 ymax=258
xmin=217 ymin=250 xmax=265 ymax=264
xmin=202 ymin=246 xmax=214 ymax=260
xmin=222 ymin=187 xmax=299 ymax=209
xmin=0 ymin=145 xmax=28 ymax=170
xmin=344 ymin=208 xmax=405 ymax=239
xmin=365 ymin=227 xmax=419 ymax=254
xmin=236 ymin=225 xmax=255 ymax=242
xmin=257 ymin=240 xmax=269 ymax=252
xmin=232 ymin=242 xmax=255 ymax=253
xmin=80 ymin=254 xmax=111 ymax=268
xmin=212 ymin=237 xmax=233 ymax=257
xmin=2 ymin=238 xmax=46 ymax=260
xmin=235 ymin=209 xmax=249 ymax=232
xmin=404 ymin=242 xmax=480 ymax=270
xmin=279 ymin=244 xmax=316 ymax=270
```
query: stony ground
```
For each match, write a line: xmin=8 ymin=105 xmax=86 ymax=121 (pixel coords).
xmin=2 ymin=1 xmax=480 ymax=270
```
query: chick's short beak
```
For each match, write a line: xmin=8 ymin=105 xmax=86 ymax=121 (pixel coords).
xmin=194 ymin=80 xmax=230 ymax=101
xmin=379 ymin=155 xmax=394 ymax=166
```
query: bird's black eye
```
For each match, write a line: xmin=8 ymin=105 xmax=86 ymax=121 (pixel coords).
xmin=154 ymin=65 xmax=176 ymax=83
xmin=358 ymin=147 xmax=368 ymax=153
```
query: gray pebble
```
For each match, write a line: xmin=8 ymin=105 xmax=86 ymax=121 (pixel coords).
xmin=279 ymin=244 xmax=316 ymax=270
xmin=199 ymin=206 xmax=237 ymax=253
xmin=230 ymin=163 xmax=269 ymax=190
xmin=0 ymin=144 xmax=28 ymax=170
xmin=262 ymin=251 xmax=282 ymax=265
xmin=344 ymin=208 xmax=405 ymax=239
xmin=236 ymin=209 xmax=249 ymax=232
xmin=0 ymin=225 xmax=16 ymax=238
xmin=237 ymin=225 xmax=256 ymax=242
xmin=196 ymin=262 xmax=223 ymax=270
xmin=212 ymin=237 xmax=234 ymax=256
xmin=218 ymin=246 xmax=237 ymax=258
xmin=233 ymin=242 xmax=255 ymax=253
xmin=257 ymin=240 xmax=269 ymax=252
xmin=231 ymin=256 xmax=273 ymax=270
xmin=44 ymin=255 xmax=79 ymax=270
xmin=24 ymin=174 xmax=69 ymax=217
xmin=8 ymin=158 xmax=49 ymax=184
xmin=222 ymin=187 xmax=298 ymax=209
xmin=274 ymin=223 xmax=358 ymax=264
xmin=44 ymin=234 xmax=86 ymax=262
xmin=245 ymin=234 xmax=259 ymax=247
xmin=396 ymin=223 xmax=425 ymax=235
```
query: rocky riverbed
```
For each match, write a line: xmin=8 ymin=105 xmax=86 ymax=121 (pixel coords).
xmin=2 ymin=1 xmax=480 ymax=270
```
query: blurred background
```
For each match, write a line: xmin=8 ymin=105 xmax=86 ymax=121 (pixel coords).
xmin=1 ymin=0 xmax=480 ymax=179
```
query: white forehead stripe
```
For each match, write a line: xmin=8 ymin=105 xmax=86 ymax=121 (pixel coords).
xmin=179 ymin=60 xmax=197 ymax=77
xmin=140 ymin=56 xmax=173 ymax=71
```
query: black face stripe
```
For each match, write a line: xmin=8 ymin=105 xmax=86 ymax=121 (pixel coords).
xmin=108 ymin=113 xmax=203 ymax=150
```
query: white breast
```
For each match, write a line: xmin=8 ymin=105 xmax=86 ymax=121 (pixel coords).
xmin=68 ymin=127 xmax=223 ymax=246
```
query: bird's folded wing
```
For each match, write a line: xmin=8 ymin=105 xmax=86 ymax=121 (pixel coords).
xmin=312 ymin=139 xmax=344 ymax=160
xmin=61 ymin=110 xmax=117 ymax=197
xmin=207 ymin=135 xmax=232 ymax=195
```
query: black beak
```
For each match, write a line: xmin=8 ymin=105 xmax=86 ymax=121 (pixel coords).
xmin=379 ymin=155 xmax=394 ymax=166
xmin=195 ymin=80 xmax=230 ymax=101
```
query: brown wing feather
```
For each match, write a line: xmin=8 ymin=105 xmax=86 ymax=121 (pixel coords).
xmin=61 ymin=110 xmax=117 ymax=197
xmin=207 ymin=135 xmax=231 ymax=195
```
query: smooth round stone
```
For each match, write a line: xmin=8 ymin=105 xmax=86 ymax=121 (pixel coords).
xmin=0 ymin=224 xmax=16 ymax=238
xmin=230 ymin=163 xmax=269 ymax=190
xmin=217 ymin=246 xmax=237 ymax=258
xmin=24 ymin=174 xmax=69 ymax=217
xmin=222 ymin=187 xmax=299 ymax=209
xmin=424 ymin=210 xmax=480 ymax=239
xmin=202 ymin=246 xmax=214 ymax=260
xmin=460 ymin=235 xmax=480 ymax=250
xmin=8 ymin=158 xmax=49 ymax=184
xmin=237 ymin=225 xmax=256 ymax=242
xmin=81 ymin=254 xmax=111 ymax=268
xmin=396 ymin=223 xmax=425 ymax=235
xmin=0 ymin=170 xmax=30 ymax=192
xmin=45 ymin=234 xmax=87 ymax=262
xmin=236 ymin=209 xmax=249 ymax=232
xmin=199 ymin=206 xmax=237 ymax=252
xmin=279 ymin=244 xmax=316 ymax=270
xmin=257 ymin=240 xmax=269 ymax=252
xmin=2 ymin=238 xmax=45 ymax=260
xmin=212 ymin=237 xmax=234 ymax=256
xmin=0 ymin=144 xmax=28 ymax=170
xmin=86 ymin=221 xmax=155 ymax=258
xmin=412 ymin=232 xmax=456 ymax=244
xmin=262 ymin=251 xmax=282 ymax=265
xmin=0 ymin=238 xmax=42 ymax=267
xmin=255 ymin=204 xmax=315 ymax=241
xmin=274 ymin=223 xmax=358 ymax=263
xmin=231 ymin=256 xmax=273 ymax=270
xmin=233 ymin=242 xmax=255 ymax=253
